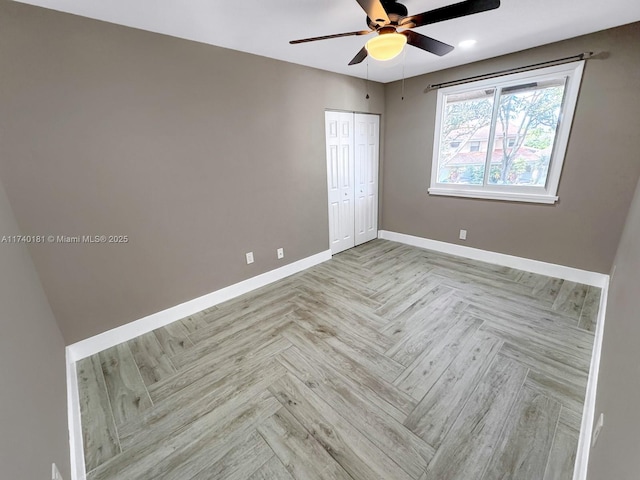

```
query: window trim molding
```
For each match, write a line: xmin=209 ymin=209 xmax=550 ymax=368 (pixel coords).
xmin=428 ymin=187 xmax=558 ymax=204
xmin=428 ymin=60 xmax=585 ymax=204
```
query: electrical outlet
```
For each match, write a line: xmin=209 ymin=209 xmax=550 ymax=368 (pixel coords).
xmin=459 ymin=229 xmax=467 ymax=240
xmin=245 ymin=252 xmax=254 ymax=264
xmin=277 ymin=248 xmax=284 ymax=259
xmin=592 ymin=413 xmax=604 ymax=447
xmin=52 ymin=463 xmax=63 ymax=480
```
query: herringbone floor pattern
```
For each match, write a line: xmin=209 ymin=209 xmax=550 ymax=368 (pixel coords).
xmin=77 ymin=239 xmax=600 ymax=480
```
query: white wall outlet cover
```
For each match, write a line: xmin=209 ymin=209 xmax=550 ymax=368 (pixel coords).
xmin=459 ymin=229 xmax=467 ymax=240
xmin=245 ymin=252 xmax=254 ymax=264
xmin=277 ymin=248 xmax=284 ymax=259
xmin=592 ymin=413 xmax=604 ymax=448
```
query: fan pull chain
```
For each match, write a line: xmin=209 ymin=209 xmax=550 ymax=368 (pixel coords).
xmin=366 ymin=59 xmax=370 ymax=100
xmin=401 ymin=49 xmax=406 ymax=101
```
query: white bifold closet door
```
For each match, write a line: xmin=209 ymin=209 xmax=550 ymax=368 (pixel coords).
xmin=325 ymin=111 xmax=380 ymax=255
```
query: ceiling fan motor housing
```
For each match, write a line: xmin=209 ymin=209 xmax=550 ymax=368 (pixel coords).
xmin=367 ymin=0 xmax=408 ymax=29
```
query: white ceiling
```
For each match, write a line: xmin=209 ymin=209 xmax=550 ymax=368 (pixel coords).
xmin=15 ymin=0 xmax=640 ymax=83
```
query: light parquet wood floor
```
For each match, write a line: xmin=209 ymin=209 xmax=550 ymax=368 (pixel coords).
xmin=77 ymin=239 xmax=600 ymax=480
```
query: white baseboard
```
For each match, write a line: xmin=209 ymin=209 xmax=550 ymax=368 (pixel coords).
xmin=573 ymin=277 xmax=609 ymax=480
xmin=64 ymin=249 xmax=331 ymax=480
xmin=378 ymin=230 xmax=608 ymax=288
xmin=66 ymin=249 xmax=331 ymax=362
xmin=378 ymin=229 xmax=609 ymax=480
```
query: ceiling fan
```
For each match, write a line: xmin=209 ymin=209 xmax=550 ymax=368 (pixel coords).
xmin=290 ymin=0 xmax=500 ymax=65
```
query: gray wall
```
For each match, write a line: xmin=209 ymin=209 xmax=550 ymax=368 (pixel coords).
xmin=381 ymin=23 xmax=640 ymax=273
xmin=587 ymin=176 xmax=640 ymax=479
xmin=0 ymin=177 xmax=70 ymax=479
xmin=0 ymin=1 xmax=384 ymax=343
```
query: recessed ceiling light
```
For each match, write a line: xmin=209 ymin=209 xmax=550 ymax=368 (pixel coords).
xmin=458 ymin=39 xmax=477 ymax=48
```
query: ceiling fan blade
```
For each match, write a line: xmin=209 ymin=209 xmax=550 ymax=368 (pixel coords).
xmin=400 ymin=0 xmax=500 ymax=29
xmin=403 ymin=30 xmax=454 ymax=56
xmin=355 ymin=0 xmax=390 ymax=26
xmin=348 ymin=47 xmax=368 ymax=65
xmin=290 ymin=30 xmax=373 ymax=44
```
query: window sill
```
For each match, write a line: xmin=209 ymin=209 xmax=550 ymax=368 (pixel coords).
xmin=428 ymin=187 xmax=559 ymax=204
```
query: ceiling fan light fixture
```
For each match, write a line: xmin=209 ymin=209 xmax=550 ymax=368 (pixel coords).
xmin=365 ymin=33 xmax=407 ymax=61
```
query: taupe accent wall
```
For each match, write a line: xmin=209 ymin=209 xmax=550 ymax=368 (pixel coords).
xmin=588 ymin=176 xmax=640 ymax=480
xmin=0 ymin=1 xmax=384 ymax=343
xmin=381 ymin=23 xmax=640 ymax=273
xmin=0 ymin=176 xmax=70 ymax=479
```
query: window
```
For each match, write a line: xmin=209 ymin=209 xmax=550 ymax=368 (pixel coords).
xmin=429 ymin=61 xmax=584 ymax=204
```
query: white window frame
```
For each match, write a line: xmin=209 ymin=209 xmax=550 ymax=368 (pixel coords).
xmin=428 ymin=61 xmax=585 ymax=204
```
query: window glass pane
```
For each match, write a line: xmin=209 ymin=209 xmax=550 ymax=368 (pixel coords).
xmin=487 ymin=78 xmax=566 ymax=186
xmin=437 ymin=88 xmax=495 ymax=185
